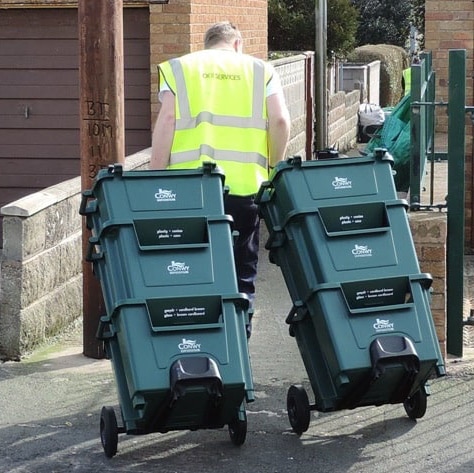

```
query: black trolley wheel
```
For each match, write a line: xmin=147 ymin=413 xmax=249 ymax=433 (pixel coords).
xmin=403 ymin=388 xmax=428 ymax=420
xmin=228 ymin=412 xmax=247 ymax=446
xmin=287 ymin=384 xmax=311 ymax=435
xmin=100 ymin=406 xmax=119 ymax=458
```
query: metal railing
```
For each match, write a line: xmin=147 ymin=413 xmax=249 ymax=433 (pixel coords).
xmin=410 ymin=50 xmax=470 ymax=356
xmin=410 ymin=51 xmax=447 ymax=210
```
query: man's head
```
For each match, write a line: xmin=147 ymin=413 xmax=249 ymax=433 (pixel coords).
xmin=204 ymin=21 xmax=242 ymax=52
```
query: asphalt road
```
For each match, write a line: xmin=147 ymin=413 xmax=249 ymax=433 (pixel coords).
xmin=1 ymin=229 xmax=474 ymax=473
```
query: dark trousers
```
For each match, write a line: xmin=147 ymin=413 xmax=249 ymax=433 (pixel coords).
xmin=224 ymin=194 xmax=260 ymax=308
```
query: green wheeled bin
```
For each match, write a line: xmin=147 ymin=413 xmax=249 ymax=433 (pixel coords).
xmin=80 ymin=163 xmax=254 ymax=457
xmin=255 ymin=151 xmax=445 ymax=435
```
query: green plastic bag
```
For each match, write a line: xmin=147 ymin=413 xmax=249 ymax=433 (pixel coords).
xmin=364 ymin=94 xmax=411 ymax=192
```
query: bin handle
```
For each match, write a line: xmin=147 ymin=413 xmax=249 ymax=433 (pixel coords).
xmin=265 ymin=226 xmax=284 ymax=249
xmin=286 ymin=301 xmax=307 ymax=325
xmin=79 ymin=189 xmax=96 ymax=216
xmin=86 ymin=236 xmax=104 ymax=262
xmin=255 ymin=180 xmax=272 ymax=204
xmin=96 ymin=316 xmax=115 ymax=340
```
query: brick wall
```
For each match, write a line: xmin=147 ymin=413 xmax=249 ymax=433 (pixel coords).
xmin=425 ymin=1 xmax=474 ymax=249
xmin=425 ymin=0 xmax=474 ymax=137
xmin=410 ymin=213 xmax=447 ymax=358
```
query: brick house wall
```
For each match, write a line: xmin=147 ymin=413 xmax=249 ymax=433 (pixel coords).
xmin=149 ymin=0 xmax=268 ymax=122
xmin=425 ymin=0 xmax=474 ymax=248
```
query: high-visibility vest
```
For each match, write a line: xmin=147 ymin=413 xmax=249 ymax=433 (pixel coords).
xmin=402 ymin=68 xmax=411 ymax=95
xmin=158 ymin=49 xmax=273 ymax=196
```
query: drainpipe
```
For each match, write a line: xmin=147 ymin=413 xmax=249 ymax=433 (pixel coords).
xmin=315 ymin=0 xmax=328 ymax=153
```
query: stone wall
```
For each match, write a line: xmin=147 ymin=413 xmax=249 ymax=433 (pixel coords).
xmin=328 ymin=90 xmax=359 ymax=152
xmin=0 ymin=150 xmax=150 ymax=360
xmin=275 ymin=54 xmax=310 ymax=158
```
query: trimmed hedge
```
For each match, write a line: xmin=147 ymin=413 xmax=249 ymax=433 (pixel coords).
xmin=347 ymin=44 xmax=410 ymax=107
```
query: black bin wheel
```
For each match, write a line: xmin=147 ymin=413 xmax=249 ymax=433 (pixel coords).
xmin=403 ymin=388 xmax=428 ymax=420
xmin=287 ymin=384 xmax=311 ymax=435
xmin=228 ymin=411 xmax=247 ymax=446
xmin=100 ymin=406 xmax=119 ymax=458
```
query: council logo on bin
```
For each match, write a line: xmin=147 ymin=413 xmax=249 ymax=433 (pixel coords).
xmin=178 ymin=338 xmax=201 ymax=353
xmin=373 ymin=318 xmax=395 ymax=332
xmin=167 ymin=261 xmax=190 ymax=275
xmin=332 ymin=176 xmax=352 ymax=190
xmin=154 ymin=188 xmax=177 ymax=202
xmin=351 ymin=244 xmax=373 ymax=257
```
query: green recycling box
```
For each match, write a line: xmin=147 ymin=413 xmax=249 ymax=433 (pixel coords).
xmin=286 ymin=274 xmax=444 ymax=413
xmin=263 ymin=200 xmax=422 ymax=301
xmin=258 ymin=149 xmax=398 ymax=231
xmin=257 ymin=151 xmax=420 ymax=293
xmin=80 ymin=163 xmax=240 ymax=316
xmin=85 ymin=214 xmax=239 ymax=317
xmin=98 ymin=294 xmax=253 ymax=438
xmin=80 ymin=162 xmax=227 ymax=227
xmin=256 ymin=151 xmax=445 ymax=433
xmin=80 ymin=163 xmax=254 ymax=456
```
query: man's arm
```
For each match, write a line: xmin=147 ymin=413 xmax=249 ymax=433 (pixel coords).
xmin=150 ymin=91 xmax=176 ymax=169
xmin=266 ymin=92 xmax=291 ymax=168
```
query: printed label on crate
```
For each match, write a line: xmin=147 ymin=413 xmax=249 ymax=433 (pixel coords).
xmin=134 ymin=217 xmax=207 ymax=246
xmin=147 ymin=295 xmax=221 ymax=327
xmin=340 ymin=213 xmax=365 ymax=226
xmin=157 ymin=228 xmax=184 ymax=241
xmin=355 ymin=287 xmax=394 ymax=302
xmin=342 ymin=277 xmax=410 ymax=310
xmin=164 ymin=306 xmax=206 ymax=320
xmin=319 ymin=202 xmax=386 ymax=233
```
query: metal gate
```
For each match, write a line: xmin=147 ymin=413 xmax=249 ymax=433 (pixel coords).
xmin=410 ymin=50 xmax=473 ymax=356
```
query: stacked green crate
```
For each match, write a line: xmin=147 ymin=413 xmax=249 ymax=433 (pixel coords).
xmin=81 ymin=163 xmax=253 ymax=444
xmin=256 ymin=151 xmax=444 ymax=419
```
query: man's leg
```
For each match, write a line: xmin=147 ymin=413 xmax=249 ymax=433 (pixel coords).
xmin=224 ymin=195 xmax=260 ymax=337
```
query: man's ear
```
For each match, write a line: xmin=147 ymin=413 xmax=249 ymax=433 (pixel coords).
xmin=234 ymin=38 xmax=243 ymax=53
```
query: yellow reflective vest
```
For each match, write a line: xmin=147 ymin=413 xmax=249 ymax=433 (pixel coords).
xmin=158 ymin=49 xmax=273 ymax=196
xmin=402 ymin=67 xmax=411 ymax=96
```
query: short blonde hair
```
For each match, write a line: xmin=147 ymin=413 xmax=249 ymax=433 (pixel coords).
xmin=204 ymin=21 xmax=242 ymax=49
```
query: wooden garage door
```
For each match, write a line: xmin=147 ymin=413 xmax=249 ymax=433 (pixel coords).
xmin=0 ymin=8 xmax=151 ymax=245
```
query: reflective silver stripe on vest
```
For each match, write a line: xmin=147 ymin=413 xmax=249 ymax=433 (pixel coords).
xmin=169 ymin=58 xmax=267 ymax=130
xmin=171 ymin=144 xmax=268 ymax=169
xmin=169 ymin=59 xmax=192 ymax=117
xmin=176 ymin=111 xmax=267 ymax=130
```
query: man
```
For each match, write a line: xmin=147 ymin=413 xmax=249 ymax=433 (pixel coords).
xmin=150 ymin=21 xmax=291 ymax=337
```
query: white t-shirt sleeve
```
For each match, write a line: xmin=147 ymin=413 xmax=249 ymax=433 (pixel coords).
xmin=158 ymin=81 xmax=171 ymax=102
xmin=266 ymin=69 xmax=284 ymax=98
